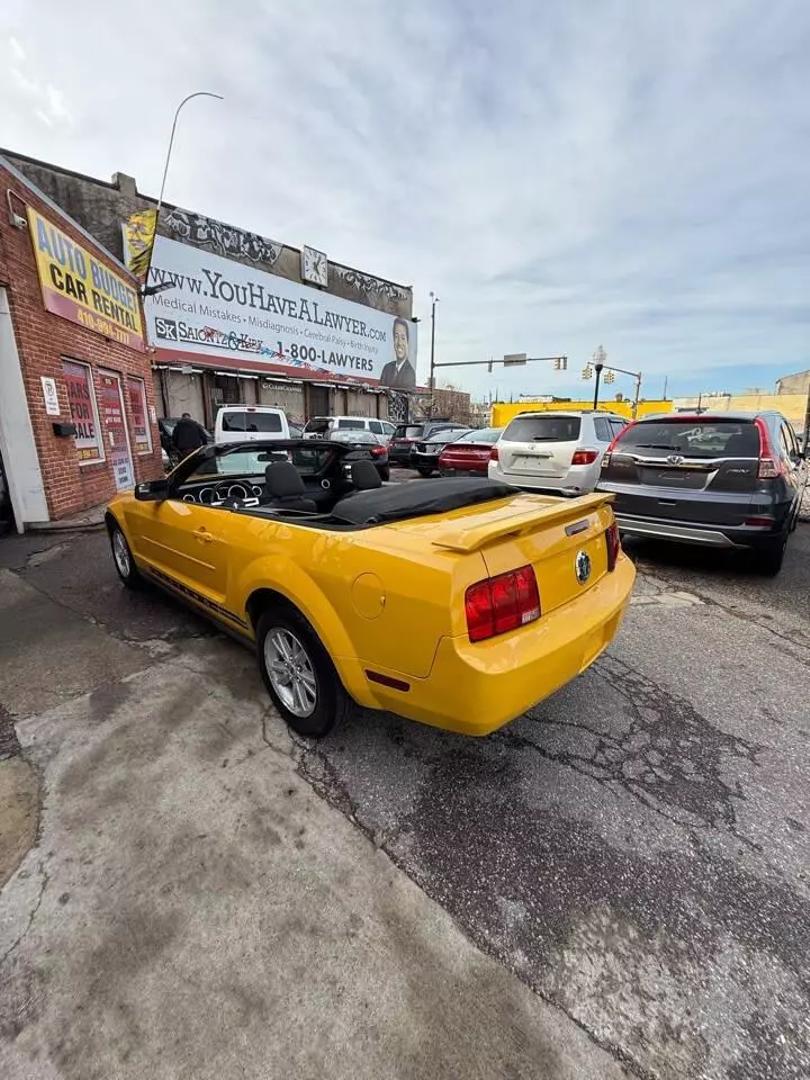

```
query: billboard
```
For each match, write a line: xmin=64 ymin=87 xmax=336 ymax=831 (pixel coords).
xmin=27 ymin=207 xmax=144 ymax=350
xmin=142 ymin=235 xmax=417 ymax=388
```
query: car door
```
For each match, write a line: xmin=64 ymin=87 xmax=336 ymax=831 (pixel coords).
xmin=123 ymin=495 xmax=229 ymax=604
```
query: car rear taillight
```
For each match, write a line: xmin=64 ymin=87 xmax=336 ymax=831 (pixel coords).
xmin=605 ymin=522 xmax=621 ymax=571
xmin=571 ymin=449 xmax=599 ymax=465
xmin=370 ymin=445 xmax=386 ymax=457
xmin=465 ymin=565 xmax=540 ymax=643
xmin=754 ymin=417 xmax=785 ymax=479
xmin=490 ymin=446 xmax=499 ymax=462
xmin=602 ymin=420 xmax=636 ymax=467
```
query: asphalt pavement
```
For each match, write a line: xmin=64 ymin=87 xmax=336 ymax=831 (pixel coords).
xmin=0 ymin=498 xmax=808 ymax=1079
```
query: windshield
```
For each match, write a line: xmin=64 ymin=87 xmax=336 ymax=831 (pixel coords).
xmin=336 ymin=419 xmax=366 ymax=430
xmin=619 ymin=419 xmax=759 ymax=457
xmin=503 ymin=416 xmax=581 ymax=442
xmin=457 ymin=427 xmax=502 ymax=444
xmin=221 ymin=410 xmax=283 ymax=433
xmin=395 ymin=425 xmax=423 ymax=439
xmin=182 ymin=444 xmax=333 ymax=482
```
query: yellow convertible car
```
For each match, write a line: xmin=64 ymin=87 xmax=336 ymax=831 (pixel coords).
xmin=106 ymin=439 xmax=635 ymax=738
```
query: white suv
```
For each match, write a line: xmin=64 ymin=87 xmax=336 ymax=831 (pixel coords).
xmin=303 ymin=416 xmax=396 ymax=441
xmin=489 ymin=411 xmax=627 ymax=495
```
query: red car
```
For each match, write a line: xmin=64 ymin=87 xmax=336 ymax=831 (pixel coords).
xmin=438 ymin=427 xmax=503 ymax=476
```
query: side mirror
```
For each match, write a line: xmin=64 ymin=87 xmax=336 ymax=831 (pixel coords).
xmin=135 ymin=478 xmax=169 ymax=501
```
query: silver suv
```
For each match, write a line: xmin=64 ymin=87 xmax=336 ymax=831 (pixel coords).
xmin=489 ymin=410 xmax=627 ymax=495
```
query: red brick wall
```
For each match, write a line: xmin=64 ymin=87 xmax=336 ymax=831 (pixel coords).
xmin=0 ymin=164 xmax=162 ymax=520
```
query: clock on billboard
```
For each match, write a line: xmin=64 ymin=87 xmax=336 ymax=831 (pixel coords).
xmin=301 ymin=245 xmax=328 ymax=287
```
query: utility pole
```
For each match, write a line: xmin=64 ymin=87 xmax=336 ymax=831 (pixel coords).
xmin=429 ymin=292 xmax=438 ymax=390
xmin=663 ymin=375 xmax=668 ymax=399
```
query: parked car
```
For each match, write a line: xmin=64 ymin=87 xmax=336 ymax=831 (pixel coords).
xmin=489 ymin=411 xmax=626 ymax=495
xmin=303 ymin=416 xmax=396 ymax=441
xmin=388 ymin=420 xmax=463 ymax=465
xmin=328 ymin=428 xmax=390 ymax=481
xmin=597 ymin=411 xmax=808 ymax=575
xmin=106 ymin=440 xmax=635 ymax=738
xmin=412 ymin=428 xmax=472 ymax=477
xmin=438 ymin=427 xmax=503 ymax=476
xmin=215 ymin=405 xmax=290 ymax=444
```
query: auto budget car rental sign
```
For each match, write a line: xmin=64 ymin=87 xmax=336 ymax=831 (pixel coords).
xmin=27 ymin=207 xmax=144 ymax=350
xmin=143 ymin=236 xmax=417 ymax=387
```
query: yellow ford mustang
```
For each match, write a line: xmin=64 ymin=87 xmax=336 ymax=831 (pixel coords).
xmin=106 ymin=439 xmax=635 ymax=738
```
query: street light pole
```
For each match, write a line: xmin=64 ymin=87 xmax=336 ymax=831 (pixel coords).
xmin=156 ymin=91 xmax=224 ymax=222
xmin=429 ymin=292 xmax=438 ymax=390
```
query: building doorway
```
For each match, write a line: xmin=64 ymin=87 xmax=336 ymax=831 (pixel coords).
xmin=97 ymin=370 xmax=135 ymax=491
xmin=306 ymin=384 xmax=330 ymax=418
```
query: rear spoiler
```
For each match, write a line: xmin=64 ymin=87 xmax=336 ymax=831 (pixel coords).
xmin=431 ymin=492 xmax=614 ymax=553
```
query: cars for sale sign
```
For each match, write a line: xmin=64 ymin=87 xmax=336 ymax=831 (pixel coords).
xmin=27 ymin=207 xmax=144 ymax=350
xmin=62 ymin=360 xmax=103 ymax=463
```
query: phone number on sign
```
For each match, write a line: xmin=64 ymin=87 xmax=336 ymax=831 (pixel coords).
xmin=270 ymin=340 xmax=374 ymax=375
xmin=76 ymin=308 xmax=131 ymax=345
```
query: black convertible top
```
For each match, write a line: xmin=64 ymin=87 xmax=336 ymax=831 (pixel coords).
xmin=332 ymin=477 xmax=514 ymax=525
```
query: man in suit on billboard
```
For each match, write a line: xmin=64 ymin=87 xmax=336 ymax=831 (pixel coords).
xmin=380 ymin=318 xmax=416 ymax=389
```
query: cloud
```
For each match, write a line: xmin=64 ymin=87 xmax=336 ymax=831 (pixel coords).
xmin=4 ymin=32 xmax=73 ymax=129
xmin=1 ymin=0 xmax=809 ymax=398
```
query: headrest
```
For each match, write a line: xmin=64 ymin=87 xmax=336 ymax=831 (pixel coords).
xmin=265 ymin=461 xmax=305 ymax=497
xmin=351 ymin=458 xmax=382 ymax=490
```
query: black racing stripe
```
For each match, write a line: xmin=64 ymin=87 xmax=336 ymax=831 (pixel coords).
xmin=144 ymin=565 xmax=249 ymax=628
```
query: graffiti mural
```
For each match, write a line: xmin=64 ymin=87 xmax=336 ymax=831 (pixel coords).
xmin=332 ymin=265 xmax=410 ymax=305
xmin=387 ymin=389 xmax=409 ymax=423
xmin=163 ymin=207 xmax=282 ymax=266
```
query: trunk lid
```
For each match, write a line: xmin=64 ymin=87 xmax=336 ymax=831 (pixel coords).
xmin=601 ymin=417 xmax=761 ymax=523
xmin=498 ymin=414 xmax=582 ymax=478
xmin=423 ymin=492 xmax=615 ymax=616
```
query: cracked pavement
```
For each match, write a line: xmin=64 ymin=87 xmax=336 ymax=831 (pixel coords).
xmin=0 ymin=521 xmax=809 ymax=1078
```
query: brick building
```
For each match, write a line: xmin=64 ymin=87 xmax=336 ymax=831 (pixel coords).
xmin=0 ymin=156 xmax=162 ymax=532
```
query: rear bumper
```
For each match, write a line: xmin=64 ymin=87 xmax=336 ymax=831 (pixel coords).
xmin=615 ymin=514 xmax=781 ymax=549
xmin=489 ymin=461 xmax=599 ymax=495
xmin=389 ymin=446 xmax=415 ymax=464
xmin=358 ymin=555 xmax=635 ymax=735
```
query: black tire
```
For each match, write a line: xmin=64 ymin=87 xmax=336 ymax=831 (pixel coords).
xmin=751 ymin=533 xmax=788 ymax=576
xmin=378 ymin=466 xmax=390 ymax=482
xmin=256 ymin=607 xmax=350 ymax=738
xmin=109 ymin=524 xmax=144 ymax=589
xmin=417 ymin=467 xmax=434 ymax=478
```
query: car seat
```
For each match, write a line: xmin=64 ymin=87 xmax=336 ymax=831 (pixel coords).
xmin=350 ymin=459 xmax=383 ymax=491
xmin=261 ymin=461 xmax=317 ymax=513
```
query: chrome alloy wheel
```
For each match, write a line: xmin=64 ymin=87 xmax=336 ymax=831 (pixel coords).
xmin=264 ymin=628 xmax=317 ymax=718
xmin=113 ymin=530 xmax=131 ymax=577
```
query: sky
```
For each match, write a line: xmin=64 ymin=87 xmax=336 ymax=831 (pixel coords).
xmin=2 ymin=0 xmax=809 ymax=402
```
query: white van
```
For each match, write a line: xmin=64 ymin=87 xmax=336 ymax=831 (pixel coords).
xmin=215 ymin=405 xmax=290 ymax=444
xmin=303 ymin=416 xmax=397 ymax=441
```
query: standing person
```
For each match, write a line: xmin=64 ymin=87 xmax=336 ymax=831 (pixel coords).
xmin=171 ymin=413 xmax=208 ymax=461
xmin=380 ymin=318 xmax=416 ymax=389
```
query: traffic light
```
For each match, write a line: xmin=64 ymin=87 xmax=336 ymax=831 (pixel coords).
xmin=553 ymin=357 xmax=568 ymax=371
xmin=582 ymin=364 xmax=593 ymax=380
xmin=604 ymin=370 xmax=615 ymax=384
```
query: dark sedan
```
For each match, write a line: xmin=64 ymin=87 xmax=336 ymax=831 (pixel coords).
xmin=329 ymin=429 xmax=390 ymax=481
xmin=411 ymin=428 xmax=471 ymax=477
xmin=438 ymin=427 xmax=503 ymax=476
xmin=597 ymin=411 xmax=807 ymax=575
